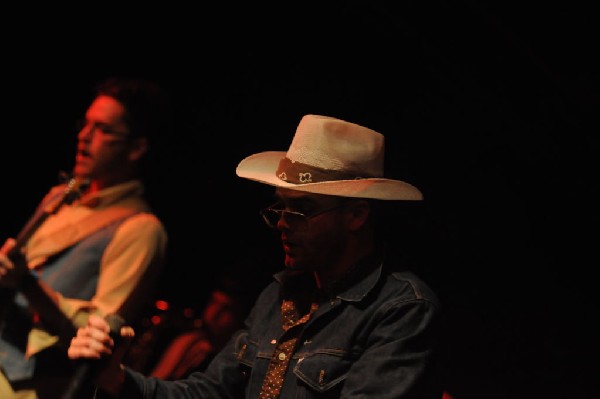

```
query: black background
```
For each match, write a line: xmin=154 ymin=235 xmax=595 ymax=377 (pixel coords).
xmin=1 ymin=2 xmax=598 ymax=398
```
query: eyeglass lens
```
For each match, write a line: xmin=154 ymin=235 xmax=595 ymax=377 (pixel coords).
xmin=261 ymin=208 xmax=305 ymax=228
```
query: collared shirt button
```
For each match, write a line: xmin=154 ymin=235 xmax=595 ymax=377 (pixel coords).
xmin=278 ymin=352 xmax=286 ymax=361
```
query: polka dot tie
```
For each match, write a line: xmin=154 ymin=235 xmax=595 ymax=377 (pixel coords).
xmin=258 ymin=299 xmax=319 ymax=399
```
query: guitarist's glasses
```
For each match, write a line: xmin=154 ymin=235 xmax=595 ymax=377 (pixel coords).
xmin=76 ymin=119 xmax=130 ymax=141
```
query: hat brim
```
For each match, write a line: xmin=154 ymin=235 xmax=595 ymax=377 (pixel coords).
xmin=236 ymin=151 xmax=423 ymax=200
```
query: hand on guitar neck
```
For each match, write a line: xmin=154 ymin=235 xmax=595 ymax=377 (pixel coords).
xmin=0 ymin=175 xmax=89 ymax=290
xmin=0 ymin=176 xmax=89 ymax=289
xmin=0 ymin=238 xmax=30 ymax=288
xmin=0 ymin=176 xmax=89 ymax=342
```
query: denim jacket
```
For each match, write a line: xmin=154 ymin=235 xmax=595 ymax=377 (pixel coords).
xmin=121 ymin=250 xmax=442 ymax=398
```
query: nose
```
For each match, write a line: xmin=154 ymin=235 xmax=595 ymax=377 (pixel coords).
xmin=276 ymin=212 xmax=293 ymax=231
xmin=77 ymin=122 xmax=94 ymax=141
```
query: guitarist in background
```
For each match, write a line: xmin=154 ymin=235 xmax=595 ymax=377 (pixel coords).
xmin=0 ymin=76 xmax=171 ymax=399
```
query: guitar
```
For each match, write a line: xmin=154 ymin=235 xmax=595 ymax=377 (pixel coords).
xmin=0 ymin=176 xmax=90 ymax=337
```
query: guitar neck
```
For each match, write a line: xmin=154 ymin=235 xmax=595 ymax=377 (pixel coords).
xmin=19 ymin=273 xmax=78 ymax=344
xmin=0 ymin=176 xmax=90 ymax=339
xmin=10 ymin=177 xmax=90 ymax=255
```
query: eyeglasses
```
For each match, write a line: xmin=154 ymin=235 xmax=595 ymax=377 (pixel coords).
xmin=76 ymin=119 xmax=130 ymax=141
xmin=259 ymin=202 xmax=346 ymax=229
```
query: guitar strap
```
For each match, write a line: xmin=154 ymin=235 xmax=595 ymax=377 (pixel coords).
xmin=26 ymin=205 xmax=142 ymax=267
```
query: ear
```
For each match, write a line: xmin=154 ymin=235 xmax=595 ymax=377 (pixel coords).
xmin=346 ymin=200 xmax=370 ymax=231
xmin=128 ymin=137 xmax=149 ymax=162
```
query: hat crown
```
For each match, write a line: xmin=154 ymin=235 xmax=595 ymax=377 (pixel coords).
xmin=235 ymin=114 xmax=423 ymax=200
xmin=287 ymin=115 xmax=384 ymax=178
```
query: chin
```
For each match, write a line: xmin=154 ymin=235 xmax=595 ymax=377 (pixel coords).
xmin=284 ymin=255 xmax=296 ymax=269
xmin=74 ymin=172 xmax=91 ymax=180
xmin=73 ymin=166 xmax=89 ymax=177
xmin=284 ymin=255 xmax=307 ymax=272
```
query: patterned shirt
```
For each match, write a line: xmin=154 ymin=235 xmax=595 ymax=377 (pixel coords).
xmin=258 ymin=299 xmax=319 ymax=399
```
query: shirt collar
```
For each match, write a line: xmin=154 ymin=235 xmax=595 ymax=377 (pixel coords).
xmin=78 ymin=180 xmax=145 ymax=208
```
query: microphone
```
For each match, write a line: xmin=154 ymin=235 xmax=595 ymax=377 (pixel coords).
xmin=61 ymin=313 xmax=126 ymax=399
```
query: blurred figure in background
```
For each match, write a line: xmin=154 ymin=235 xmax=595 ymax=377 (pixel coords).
xmin=0 ymin=76 xmax=171 ymax=399
xmin=149 ymin=276 xmax=254 ymax=380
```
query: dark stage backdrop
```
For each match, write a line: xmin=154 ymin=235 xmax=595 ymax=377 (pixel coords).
xmin=1 ymin=2 xmax=598 ymax=398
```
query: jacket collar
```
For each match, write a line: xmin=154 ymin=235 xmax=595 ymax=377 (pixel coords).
xmin=273 ymin=244 xmax=386 ymax=303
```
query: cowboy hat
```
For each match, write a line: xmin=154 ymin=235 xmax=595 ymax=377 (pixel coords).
xmin=236 ymin=114 xmax=423 ymax=200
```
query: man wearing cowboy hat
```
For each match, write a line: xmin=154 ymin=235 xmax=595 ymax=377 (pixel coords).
xmin=68 ymin=114 xmax=442 ymax=398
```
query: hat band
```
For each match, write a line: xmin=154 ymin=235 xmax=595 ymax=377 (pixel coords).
xmin=276 ymin=157 xmax=365 ymax=184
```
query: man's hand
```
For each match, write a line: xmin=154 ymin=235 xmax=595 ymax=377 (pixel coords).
xmin=68 ymin=314 xmax=135 ymax=396
xmin=69 ymin=314 xmax=116 ymax=359
xmin=0 ymin=238 xmax=27 ymax=288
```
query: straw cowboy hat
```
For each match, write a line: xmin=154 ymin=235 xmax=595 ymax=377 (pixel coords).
xmin=236 ymin=114 xmax=423 ymax=200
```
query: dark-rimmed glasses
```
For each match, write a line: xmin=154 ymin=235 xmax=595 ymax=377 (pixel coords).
xmin=76 ymin=119 xmax=130 ymax=141
xmin=259 ymin=202 xmax=346 ymax=229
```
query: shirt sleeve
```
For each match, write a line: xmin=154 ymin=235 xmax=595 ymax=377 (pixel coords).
xmin=115 ymin=331 xmax=249 ymax=399
xmin=58 ymin=212 xmax=168 ymax=326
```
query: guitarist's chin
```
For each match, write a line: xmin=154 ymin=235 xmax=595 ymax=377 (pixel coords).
xmin=72 ymin=166 xmax=91 ymax=180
